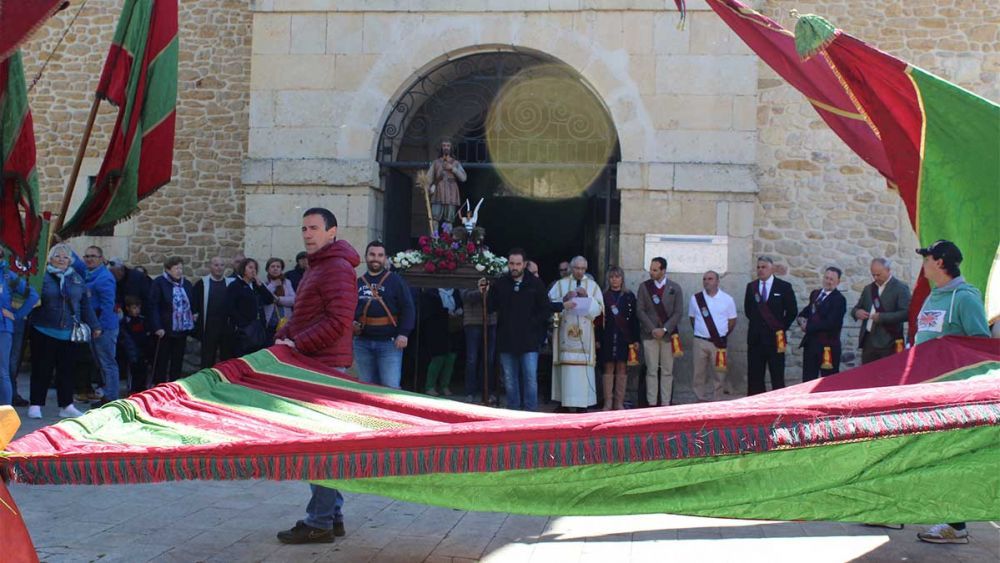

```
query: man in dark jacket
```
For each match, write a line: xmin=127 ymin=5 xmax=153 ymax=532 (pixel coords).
xmin=353 ymin=241 xmax=414 ymax=389
xmin=276 ymin=208 xmax=360 ymax=546
xmin=192 ymin=256 xmax=234 ymax=368
xmin=109 ymin=257 xmax=151 ymax=313
xmin=743 ymin=255 xmax=798 ymax=395
xmin=285 ymin=251 xmax=308 ymax=292
xmin=480 ymin=248 xmax=552 ymax=411
xmin=796 ymin=267 xmax=847 ymax=381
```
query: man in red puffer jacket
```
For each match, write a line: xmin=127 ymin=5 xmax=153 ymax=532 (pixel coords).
xmin=275 ymin=207 xmax=360 ymax=545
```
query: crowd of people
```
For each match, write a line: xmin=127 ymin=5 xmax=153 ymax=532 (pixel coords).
xmin=1 ymin=206 xmax=992 ymax=548
xmin=0 ymin=241 xmax=315 ymax=417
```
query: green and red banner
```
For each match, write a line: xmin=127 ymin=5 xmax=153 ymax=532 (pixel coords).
xmin=0 ymin=51 xmax=43 ymax=267
xmin=59 ymin=0 xmax=178 ymax=237
xmin=0 ymin=0 xmax=67 ymax=63
xmin=3 ymin=337 xmax=998 ymax=523
xmin=698 ymin=0 xmax=1000 ymax=323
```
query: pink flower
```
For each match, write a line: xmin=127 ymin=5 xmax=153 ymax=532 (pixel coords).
xmin=466 ymin=243 xmax=476 ymax=253
xmin=424 ymin=262 xmax=437 ymax=273
xmin=418 ymin=236 xmax=430 ymax=247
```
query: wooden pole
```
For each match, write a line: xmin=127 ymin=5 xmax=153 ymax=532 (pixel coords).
xmin=52 ymin=95 xmax=101 ymax=237
xmin=481 ymin=288 xmax=489 ymax=406
xmin=417 ymin=169 xmax=436 ymax=236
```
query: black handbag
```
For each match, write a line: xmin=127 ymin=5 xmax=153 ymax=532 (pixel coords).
xmin=234 ymin=320 xmax=266 ymax=355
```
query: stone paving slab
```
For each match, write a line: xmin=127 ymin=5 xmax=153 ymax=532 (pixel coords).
xmin=7 ymin=385 xmax=1000 ymax=562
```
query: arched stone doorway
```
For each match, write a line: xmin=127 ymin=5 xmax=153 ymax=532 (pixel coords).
xmin=377 ymin=50 xmax=622 ymax=282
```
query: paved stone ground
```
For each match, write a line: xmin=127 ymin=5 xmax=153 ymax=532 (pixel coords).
xmin=7 ymin=381 xmax=1000 ymax=562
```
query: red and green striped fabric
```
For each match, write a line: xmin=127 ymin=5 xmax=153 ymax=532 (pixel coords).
xmin=0 ymin=51 xmax=43 ymax=266
xmin=698 ymin=0 xmax=1000 ymax=323
xmin=3 ymin=337 xmax=998 ymax=523
xmin=59 ymin=0 xmax=178 ymax=237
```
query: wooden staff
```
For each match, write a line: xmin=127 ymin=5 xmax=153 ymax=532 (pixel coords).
xmin=52 ymin=95 xmax=102 ymax=237
xmin=416 ymin=169 xmax=436 ymax=235
xmin=481 ymin=287 xmax=489 ymax=405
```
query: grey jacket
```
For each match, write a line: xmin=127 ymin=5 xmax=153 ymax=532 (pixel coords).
xmin=851 ymin=276 xmax=911 ymax=349
xmin=636 ymin=278 xmax=684 ymax=341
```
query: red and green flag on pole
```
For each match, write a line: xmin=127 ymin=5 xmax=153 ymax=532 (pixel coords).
xmin=698 ymin=0 xmax=1000 ymax=325
xmin=0 ymin=51 xmax=43 ymax=267
xmin=59 ymin=0 xmax=178 ymax=237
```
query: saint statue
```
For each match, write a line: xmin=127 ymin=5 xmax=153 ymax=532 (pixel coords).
xmin=427 ymin=139 xmax=467 ymax=226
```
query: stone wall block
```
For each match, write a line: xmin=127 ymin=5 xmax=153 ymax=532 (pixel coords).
xmin=655 ymin=131 xmax=756 ymax=164
xmin=674 ymin=163 xmax=758 ymax=193
xmin=290 ymin=14 xmax=327 ymax=54
xmin=252 ymin=14 xmax=290 ymax=54
xmin=655 ymin=55 xmax=757 ymax=96
xmin=326 ymin=13 xmax=364 ymax=54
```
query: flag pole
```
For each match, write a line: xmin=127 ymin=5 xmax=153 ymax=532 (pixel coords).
xmin=52 ymin=94 xmax=101 ymax=237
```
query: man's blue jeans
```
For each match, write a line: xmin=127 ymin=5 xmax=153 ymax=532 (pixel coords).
xmin=8 ymin=318 xmax=25 ymax=399
xmin=499 ymin=352 xmax=538 ymax=411
xmin=304 ymin=484 xmax=344 ymax=529
xmin=90 ymin=325 xmax=120 ymax=401
xmin=463 ymin=324 xmax=496 ymax=398
xmin=0 ymin=332 xmax=12 ymax=406
xmin=354 ymin=337 xmax=403 ymax=389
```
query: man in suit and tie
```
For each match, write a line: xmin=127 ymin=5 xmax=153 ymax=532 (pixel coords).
xmin=851 ymin=258 xmax=911 ymax=364
xmin=797 ymin=267 xmax=847 ymax=381
xmin=743 ymin=256 xmax=798 ymax=395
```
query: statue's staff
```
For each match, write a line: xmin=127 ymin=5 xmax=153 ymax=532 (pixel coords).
xmin=416 ymin=170 xmax=436 ymax=235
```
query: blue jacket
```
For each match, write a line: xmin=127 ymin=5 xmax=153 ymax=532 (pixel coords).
xmin=1 ymin=267 xmax=40 ymax=333
xmin=30 ymin=268 xmax=98 ymax=333
xmin=73 ymin=255 xmax=119 ymax=331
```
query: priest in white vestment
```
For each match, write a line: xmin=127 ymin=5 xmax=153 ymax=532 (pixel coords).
xmin=549 ymin=256 xmax=604 ymax=410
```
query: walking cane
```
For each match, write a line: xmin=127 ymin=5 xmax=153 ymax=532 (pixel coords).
xmin=148 ymin=336 xmax=162 ymax=391
xmin=481 ymin=288 xmax=489 ymax=406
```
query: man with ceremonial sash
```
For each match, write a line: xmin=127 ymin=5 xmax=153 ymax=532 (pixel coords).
xmin=276 ymin=208 xmax=360 ymax=545
xmin=852 ymin=258 xmax=911 ymax=364
xmin=636 ymin=257 xmax=684 ymax=407
xmin=688 ymin=270 xmax=736 ymax=402
xmin=352 ymin=240 xmax=414 ymax=389
xmin=796 ymin=267 xmax=847 ymax=381
xmin=548 ymin=256 xmax=603 ymax=411
xmin=743 ymin=256 xmax=797 ymax=395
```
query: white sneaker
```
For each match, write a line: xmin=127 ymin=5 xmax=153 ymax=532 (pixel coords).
xmin=58 ymin=404 xmax=84 ymax=418
xmin=917 ymin=523 xmax=969 ymax=544
xmin=27 ymin=405 xmax=42 ymax=419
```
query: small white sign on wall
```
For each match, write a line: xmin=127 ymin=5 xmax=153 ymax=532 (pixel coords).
xmin=643 ymin=234 xmax=729 ymax=274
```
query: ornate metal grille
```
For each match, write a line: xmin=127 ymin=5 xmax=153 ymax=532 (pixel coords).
xmin=377 ymin=51 xmax=619 ymax=166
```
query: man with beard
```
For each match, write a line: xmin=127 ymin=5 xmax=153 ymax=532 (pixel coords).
xmin=352 ymin=241 xmax=414 ymax=389
xmin=480 ymin=249 xmax=552 ymax=411
xmin=276 ymin=208 xmax=360 ymax=545
xmin=796 ymin=267 xmax=847 ymax=381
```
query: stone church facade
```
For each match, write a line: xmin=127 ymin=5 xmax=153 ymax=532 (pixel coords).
xmin=21 ymin=0 xmax=998 ymax=387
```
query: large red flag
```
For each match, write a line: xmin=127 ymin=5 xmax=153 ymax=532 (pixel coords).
xmin=695 ymin=0 xmax=1000 ymax=330
xmin=59 ymin=0 xmax=178 ymax=237
xmin=0 ymin=0 xmax=66 ymax=63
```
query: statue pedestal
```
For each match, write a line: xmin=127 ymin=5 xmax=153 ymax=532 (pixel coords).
xmin=401 ymin=264 xmax=492 ymax=289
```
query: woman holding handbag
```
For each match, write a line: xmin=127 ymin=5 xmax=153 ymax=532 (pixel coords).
xmin=27 ymin=244 xmax=99 ymax=419
xmin=262 ymin=258 xmax=295 ymax=345
xmin=227 ymin=258 xmax=274 ymax=356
